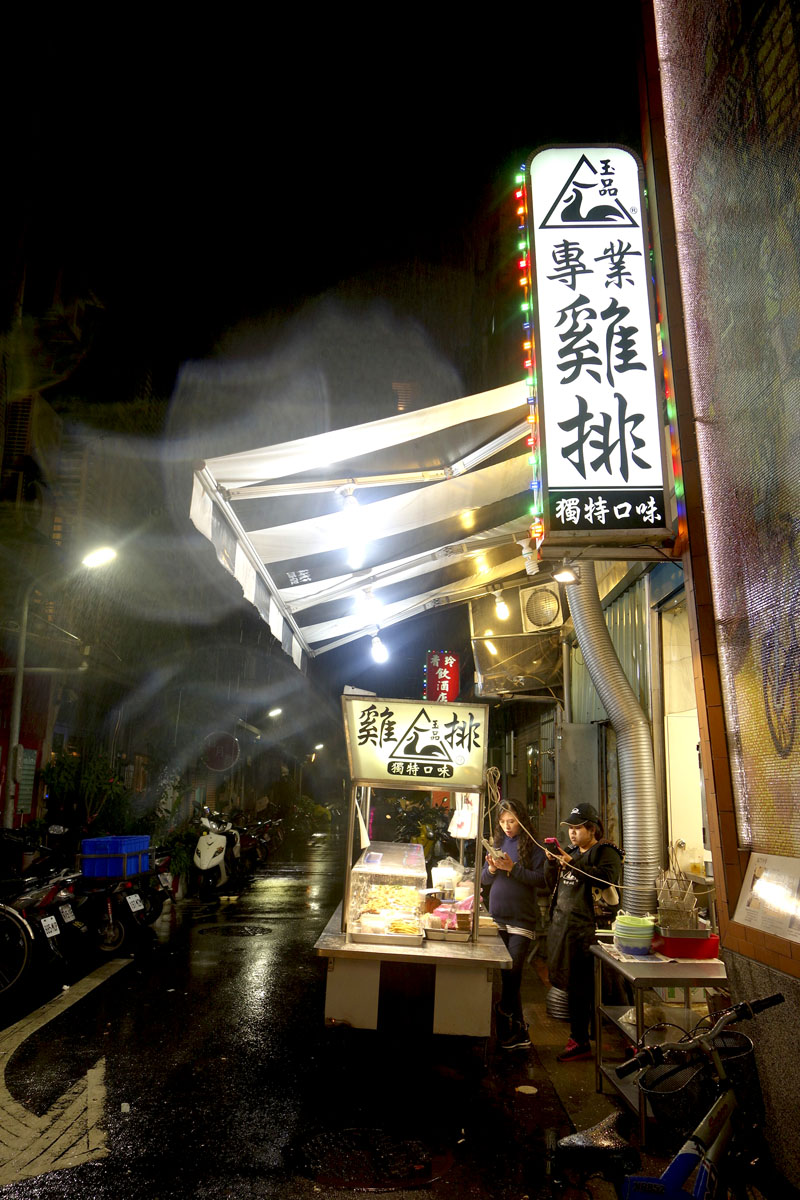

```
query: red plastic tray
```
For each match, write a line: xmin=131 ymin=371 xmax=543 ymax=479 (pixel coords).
xmin=651 ymin=932 xmax=720 ymax=959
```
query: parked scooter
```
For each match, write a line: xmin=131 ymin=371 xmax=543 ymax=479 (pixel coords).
xmin=193 ymin=808 xmax=243 ymax=897
xmin=64 ymin=872 xmax=149 ymax=954
xmin=136 ymin=844 xmax=177 ymax=923
xmin=12 ymin=870 xmax=94 ymax=967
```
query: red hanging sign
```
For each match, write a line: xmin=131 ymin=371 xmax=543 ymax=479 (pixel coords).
xmin=423 ymin=650 xmax=460 ymax=703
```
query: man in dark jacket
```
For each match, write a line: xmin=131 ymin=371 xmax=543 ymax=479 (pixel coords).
xmin=544 ymin=802 xmax=622 ymax=1062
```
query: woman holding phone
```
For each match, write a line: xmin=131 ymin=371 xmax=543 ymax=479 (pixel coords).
xmin=481 ymin=800 xmax=546 ymax=1050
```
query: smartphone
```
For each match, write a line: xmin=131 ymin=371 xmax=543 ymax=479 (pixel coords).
xmin=481 ymin=837 xmax=504 ymax=860
xmin=544 ymin=837 xmax=562 ymax=852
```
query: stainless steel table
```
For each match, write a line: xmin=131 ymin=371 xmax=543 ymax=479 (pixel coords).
xmin=591 ymin=942 xmax=728 ymax=1141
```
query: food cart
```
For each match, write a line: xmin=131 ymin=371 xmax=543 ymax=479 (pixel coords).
xmin=314 ymin=695 xmax=511 ymax=1035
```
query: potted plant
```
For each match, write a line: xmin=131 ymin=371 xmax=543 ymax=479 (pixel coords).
xmin=161 ymin=825 xmax=197 ymax=898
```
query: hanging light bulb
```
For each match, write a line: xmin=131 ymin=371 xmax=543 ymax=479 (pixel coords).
xmin=553 ymin=560 xmax=580 ymax=584
xmin=337 ymin=485 xmax=367 ymax=570
xmin=493 ymin=589 xmax=510 ymax=620
xmin=355 ymin=587 xmax=382 ymax=623
xmin=371 ymin=634 xmax=389 ymax=663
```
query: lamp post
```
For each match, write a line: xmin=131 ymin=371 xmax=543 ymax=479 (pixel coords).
xmin=297 ymin=744 xmax=324 ymax=805
xmin=2 ymin=547 xmax=117 ymax=829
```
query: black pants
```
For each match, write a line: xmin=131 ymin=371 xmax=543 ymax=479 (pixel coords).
xmin=567 ymin=947 xmax=595 ymax=1044
xmin=498 ymin=930 xmax=532 ymax=1024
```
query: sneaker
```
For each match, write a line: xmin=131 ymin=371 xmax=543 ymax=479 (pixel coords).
xmin=556 ymin=1038 xmax=592 ymax=1062
xmin=500 ymin=1021 xmax=531 ymax=1050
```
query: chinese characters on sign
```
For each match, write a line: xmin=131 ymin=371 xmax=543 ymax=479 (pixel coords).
xmin=527 ymin=148 xmax=670 ymax=540
xmin=423 ymin=650 xmax=460 ymax=703
xmin=342 ymin=697 xmax=488 ymax=790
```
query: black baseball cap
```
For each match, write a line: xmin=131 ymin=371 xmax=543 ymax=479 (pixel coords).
xmin=562 ymin=803 xmax=601 ymax=826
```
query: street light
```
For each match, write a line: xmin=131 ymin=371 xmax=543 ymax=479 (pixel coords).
xmin=2 ymin=547 xmax=117 ymax=829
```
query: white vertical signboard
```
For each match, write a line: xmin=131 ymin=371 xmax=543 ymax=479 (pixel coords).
xmin=528 ymin=146 xmax=670 ymax=542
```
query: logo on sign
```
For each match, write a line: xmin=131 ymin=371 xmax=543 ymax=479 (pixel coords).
xmin=387 ymin=707 xmax=456 ymax=779
xmin=539 ymin=153 xmax=638 ymax=230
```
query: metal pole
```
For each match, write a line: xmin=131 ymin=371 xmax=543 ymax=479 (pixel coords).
xmin=562 ymin=635 xmax=572 ymax=724
xmin=2 ymin=551 xmax=116 ymax=830
xmin=3 ymin=580 xmax=35 ymax=829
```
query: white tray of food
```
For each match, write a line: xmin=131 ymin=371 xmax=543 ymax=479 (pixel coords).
xmin=349 ymin=929 xmax=424 ymax=946
xmin=424 ymin=928 xmax=471 ymax=942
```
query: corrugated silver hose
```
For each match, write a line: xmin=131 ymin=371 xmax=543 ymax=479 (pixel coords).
xmin=565 ymin=562 xmax=661 ymax=914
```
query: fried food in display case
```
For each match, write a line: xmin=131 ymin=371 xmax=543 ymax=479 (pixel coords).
xmin=347 ymin=842 xmax=427 ymax=945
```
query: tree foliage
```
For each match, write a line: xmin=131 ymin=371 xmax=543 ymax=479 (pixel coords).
xmin=42 ymin=750 xmax=129 ymax=832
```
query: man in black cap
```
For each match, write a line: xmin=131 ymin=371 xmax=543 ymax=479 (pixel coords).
xmin=544 ymin=802 xmax=622 ymax=1062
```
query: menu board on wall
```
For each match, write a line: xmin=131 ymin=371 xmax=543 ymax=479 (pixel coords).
xmin=733 ymin=852 xmax=800 ymax=945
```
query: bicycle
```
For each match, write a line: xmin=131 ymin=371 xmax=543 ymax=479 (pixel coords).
xmin=0 ymin=902 xmax=34 ymax=996
xmin=547 ymin=993 xmax=786 ymax=1199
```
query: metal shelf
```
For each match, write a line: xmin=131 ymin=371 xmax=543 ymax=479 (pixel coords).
xmin=600 ymin=1004 xmax=706 ymax=1042
xmin=592 ymin=944 xmax=727 ymax=1144
xmin=599 ymin=1064 xmax=639 ymax=1113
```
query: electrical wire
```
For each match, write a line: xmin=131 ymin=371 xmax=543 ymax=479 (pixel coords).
xmin=482 ymin=766 xmax=669 ymax=899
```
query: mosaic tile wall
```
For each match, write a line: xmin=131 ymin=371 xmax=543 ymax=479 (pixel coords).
xmin=654 ymin=0 xmax=800 ymax=857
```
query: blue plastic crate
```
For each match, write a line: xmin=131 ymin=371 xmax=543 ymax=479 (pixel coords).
xmin=81 ymin=835 xmax=150 ymax=877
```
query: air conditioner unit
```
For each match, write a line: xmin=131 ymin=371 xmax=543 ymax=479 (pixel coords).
xmin=519 ymin=584 xmax=564 ymax=632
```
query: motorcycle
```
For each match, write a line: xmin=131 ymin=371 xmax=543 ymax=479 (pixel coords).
xmin=14 ymin=870 xmax=94 ymax=965
xmin=193 ymin=808 xmax=243 ymax=897
xmin=64 ymin=872 xmax=149 ymax=955
xmin=237 ymin=816 xmax=284 ymax=868
xmin=137 ymin=844 xmax=177 ymax=923
xmin=0 ymin=827 xmax=152 ymax=974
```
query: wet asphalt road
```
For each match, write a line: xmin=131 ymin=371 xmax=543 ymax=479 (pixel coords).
xmin=0 ymin=826 xmax=564 ymax=1200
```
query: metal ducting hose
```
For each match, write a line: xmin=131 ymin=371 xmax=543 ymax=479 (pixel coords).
xmin=565 ymin=561 xmax=661 ymax=914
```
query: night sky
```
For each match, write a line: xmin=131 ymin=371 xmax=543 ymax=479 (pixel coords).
xmin=7 ymin=9 xmax=643 ymax=701
xmin=9 ymin=10 xmax=642 ymax=386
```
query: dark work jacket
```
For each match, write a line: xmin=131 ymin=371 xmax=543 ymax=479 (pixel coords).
xmin=480 ymin=834 xmax=547 ymax=934
xmin=545 ymin=841 xmax=622 ymax=990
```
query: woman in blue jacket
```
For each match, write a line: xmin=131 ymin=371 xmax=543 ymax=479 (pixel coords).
xmin=481 ymin=800 xmax=546 ymax=1050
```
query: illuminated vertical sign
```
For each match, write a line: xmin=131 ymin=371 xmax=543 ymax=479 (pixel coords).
xmin=423 ymin=650 xmax=460 ymax=703
xmin=527 ymin=146 xmax=670 ymax=542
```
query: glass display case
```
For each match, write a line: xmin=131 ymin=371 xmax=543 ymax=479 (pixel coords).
xmin=346 ymin=841 xmax=427 ymax=945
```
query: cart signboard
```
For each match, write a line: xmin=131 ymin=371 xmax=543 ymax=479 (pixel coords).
xmin=342 ymin=695 xmax=489 ymax=791
xmin=527 ymin=144 xmax=671 ymax=544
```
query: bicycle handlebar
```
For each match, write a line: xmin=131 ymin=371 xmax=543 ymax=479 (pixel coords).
xmin=614 ymin=993 xmax=785 ymax=1080
xmin=747 ymin=992 xmax=784 ymax=1015
xmin=616 ymin=1051 xmax=655 ymax=1078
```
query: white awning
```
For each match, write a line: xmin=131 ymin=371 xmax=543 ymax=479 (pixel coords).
xmin=191 ymin=381 xmax=538 ymax=670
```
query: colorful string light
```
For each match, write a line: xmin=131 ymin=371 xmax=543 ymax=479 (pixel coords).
xmin=514 ymin=167 xmax=544 ymax=552
xmin=645 ymin=189 xmax=687 ymax=551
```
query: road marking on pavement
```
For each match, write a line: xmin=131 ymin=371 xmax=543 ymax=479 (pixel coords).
xmin=0 ymin=958 xmax=131 ymax=1185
